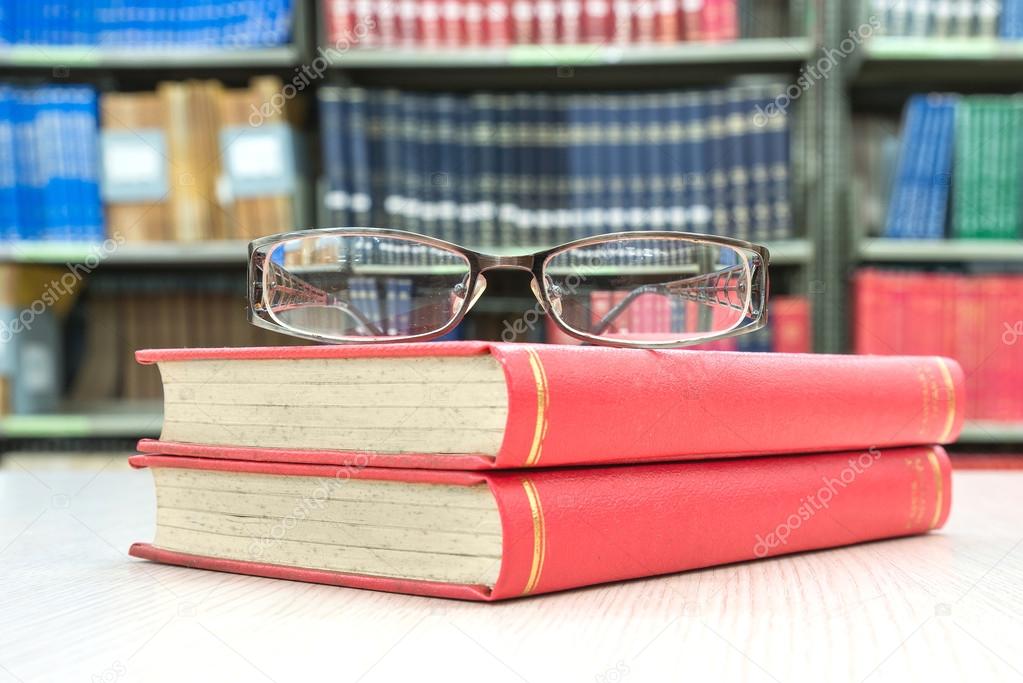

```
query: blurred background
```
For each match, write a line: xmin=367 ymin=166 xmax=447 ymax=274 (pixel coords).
xmin=0 ymin=0 xmax=1020 ymax=465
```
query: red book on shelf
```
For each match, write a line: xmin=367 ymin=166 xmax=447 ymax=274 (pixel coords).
xmin=583 ymin=0 xmax=612 ymax=42
xmin=1008 ymin=276 xmax=1023 ymax=419
xmin=718 ymin=0 xmax=738 ymax=40
xmin=681 ymin=0 xmax=704 ymax=40
xmin=559 ymin=0 xmax=582 ymax=43
xmin=535 ymin=0 xmax=558 ymax=42
xmin=484 ymin=0 xmax=512 ymax=44
xmin=655 ymin=0 xmax=680 ymax=42
xmin=770 ymin=295 xmax=811 ymax=353
xmin=129 ymin=445 xmax=952 ymax=601
xmin=704 ymin=0 xmax=724 ymax=40
xmin=136 ymin=342 xmax=964 ymax=470
xmin=373 ymin=0 xmax=398 ymax=46
xmin=953 ymin=275 xmax=982 ymax=420
xmin=464 ymin=0 xmax=487 ymax=45
xmin=511 ymin=0 xmax=536 ymax=42
xmin=325 ymin=0 xmax=354 ymax=44
xmin=419 ymin=0 xmax=443 ymax=46
xmin=440 ymin=0 xmax=465 ymax=47
xmin=632 ymin=0 xmax=656 ymax=42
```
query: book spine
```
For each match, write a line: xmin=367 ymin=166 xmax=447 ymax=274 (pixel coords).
xmin=487 ymin=445 xmax=952 ymax=599
xmin=486 ymin=343 xmax=965 ymax=468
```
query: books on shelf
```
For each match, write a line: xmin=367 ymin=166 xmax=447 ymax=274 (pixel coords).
xmin=319 ymin=83 xmax=794 ymax=250
xmin=952 ymin=96 xmax=1023 ymax=239
xmin=128 ymin=341 xmax=959 ymax=599
xmin=855 ymin=268 xmax=1023 ymax=421
xmin=0 ymin=265 xmax=69 ymax=416
xmin=869 ymin=0 xmax=1002 ymax=38
xmin=0 ymin=0 xmax=292 ymax=48
xmin=861 ymin=93 xmax=1023 ymax=240
xmin=0 ymin=83 xmax=103 ymax=242
xmin=101 ymin=76 xmax=298 ymax=242
xmin=324 ymin=0 xmax=745 ymax=49
xmin=546 ymin=293 xmax=811 ymax=351
xmin=66 ymin=273 xmax=299 ymax=408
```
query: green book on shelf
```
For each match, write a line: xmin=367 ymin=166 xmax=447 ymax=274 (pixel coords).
xmin=954 ymin=96 xmax=1023 ymax=240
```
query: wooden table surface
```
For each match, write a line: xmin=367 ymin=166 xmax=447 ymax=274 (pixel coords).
xmin=1 ymin=464 xmax=1021 ymax=683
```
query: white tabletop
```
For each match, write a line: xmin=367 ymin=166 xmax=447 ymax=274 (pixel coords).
xmin=1 ymin=464 xmax=1021 ymax=682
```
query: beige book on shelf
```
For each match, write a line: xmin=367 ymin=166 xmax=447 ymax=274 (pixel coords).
xmin=68 ymin=294 xmax=121 ymax=403
xmin=100 ymin=93 xmax=170 ymax=242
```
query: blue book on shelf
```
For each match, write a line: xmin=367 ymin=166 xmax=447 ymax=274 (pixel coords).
xmin=0 ymin=86 xmax=17 ymax=240
xmin=1001 ymin=0 xmax=1023 ymax=38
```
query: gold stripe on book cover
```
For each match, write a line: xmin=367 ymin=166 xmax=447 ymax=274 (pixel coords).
xmin=926 ymin=447 xmax=945 ymax=530
xmin=521 ymin=478 xmax=547 ymax=595
xmin=934 ymin=357 xmax=957 ymax=444
xmin=524 ymin=348 xmax=550 ymax=467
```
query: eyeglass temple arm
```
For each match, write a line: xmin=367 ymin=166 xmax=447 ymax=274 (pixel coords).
xmin=590 ymin=264 xmax=749 ymax=336
xmin=263 ymin=259 xmax=385 ymax=336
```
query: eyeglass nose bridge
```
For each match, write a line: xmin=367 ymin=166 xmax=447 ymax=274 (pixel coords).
xmin=476 ymin=253 xmax=535 ymax=272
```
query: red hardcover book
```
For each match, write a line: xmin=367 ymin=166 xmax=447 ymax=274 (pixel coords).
xmin=136 ymin=342 xmax=964 ymax=470
xmin=655 ymin=0 xmax=680 ymax=42
xmin=464 ymin=0 xmax=487 ymax=45
xmin=397 ymin=0 xmax=419 ymax=46
xmin=374 ymin=0 xmax=398 ymax=46
xmin=129 ymin=445 xmax=952 ymax=601
xmin=325 ymin=0 xmax=354 ymax=44
xmin=511 ymin=0 xmax=535 ymax=42
xmin=632 ymin=0 xmax=656 ymax=42
xmin=700 ymin=0 xmax=721 ymax=40
xmin=681 ymin=0 xmax=704 ymax=40
xmin=771 ymin=295 xmax=811 ymax=353
xmin=953 ymin=275 xmax=982 ymax=420
xmin=535 ymin=0 xmax=558 ymax=42
xmin=718 ymin=0 xmax=738 ymax=40
xmin=419 ymin=0 xmax=443 ymax=46
xmin=583 ymin=0 xmax=612 ymax=42
xmin=440 ymin=0 xmax=465 ymax=46
xmin=484 ymin=0 xmax=512 ymax=44
xmin=559 ymin=0 xmax=582 ymax=43
xmin=352 ymin=0 xmax=380 ymax=46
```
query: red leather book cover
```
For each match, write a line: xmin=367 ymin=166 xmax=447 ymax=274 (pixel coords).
xmin=718 ymin=0 xmax=737 ymax=40
xmin=440 ymin=0 xmax=465 ymax=47
xmin=511 ymin=0 xmax=535 ymax=43
xmin=699 ymin=0 xmax=721 ymax=40
xmin=463 ymin=0 xmax=486 ymax=45
xmin=583 ymin=0 xmax=612 ymax=42
xmin=655 ymin=0 xmax=680 ymax=42
xmin=771 ymin=295 xmax=810 ymax=354
xmin=681 ymin=0 xmax=703 ymax=40
xmin=632 ymin=0 xmax=656 ymax=42
xmin=484 ymin=0 xmax=511 ymax=45
xmin=325 ymin=0 xmax=353 ymax=44
xmin=535 ymin=0 xmax=558 ymax=42
xmin=137 ymin=342 xmax=965 ymax=470
xmin=129 ymin=445 xmax=953 ymax=601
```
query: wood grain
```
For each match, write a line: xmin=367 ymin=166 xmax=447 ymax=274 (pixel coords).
xmin=0 ymin=467 xmax=1021 ymax=682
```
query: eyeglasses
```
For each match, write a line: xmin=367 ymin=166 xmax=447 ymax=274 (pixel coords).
xmin=248 ymin=228 xmax=769 ymax=349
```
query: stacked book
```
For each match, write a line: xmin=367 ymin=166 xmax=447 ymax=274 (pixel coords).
xmin=0 ymin=84 xmax=103 ymax=242
xmin=320 ymin=84 xmax=792 ymax=248
xmin=101 ymin=76 xmax=298 ymax=242
xmin=856 ymin=268 xmax=1023 ymax=422
xmin=0 ymin=0 xmax=292 ymax=47
xmin=128 ymin=342 xmax=962 ymax=600
xmin=325 ymin=0 xmax=740 ymax=48
xmin=880 ymin=93 xmax=1023 ymax=240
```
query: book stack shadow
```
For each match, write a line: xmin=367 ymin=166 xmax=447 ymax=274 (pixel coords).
xmin=128 ymin=342 xmax=962 ymax=600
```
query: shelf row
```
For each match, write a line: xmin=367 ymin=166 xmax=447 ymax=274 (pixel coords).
xmin=4 ymin=37 xmax=1023 ymax=83
xmin=0 ymin=408 xmax=1018 ymax=444
xmin=9 ymin=239 xmax=1023 ymax=266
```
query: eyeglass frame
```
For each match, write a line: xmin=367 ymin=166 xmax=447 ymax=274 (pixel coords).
xmin=248 ymin=227 xmax=771 ymax=349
